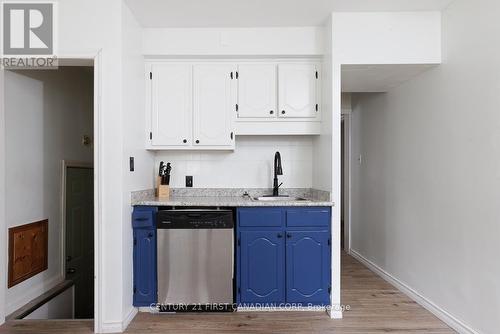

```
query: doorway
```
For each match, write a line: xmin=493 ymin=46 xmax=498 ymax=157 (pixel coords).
xmin=63 ymin=163 xmax=94 ymax=319
xmin=2 ymin=64 xmax=95 ymax=323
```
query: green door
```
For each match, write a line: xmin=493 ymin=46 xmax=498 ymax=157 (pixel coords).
xmin=65 ymin=166 xmax=94 ymax=319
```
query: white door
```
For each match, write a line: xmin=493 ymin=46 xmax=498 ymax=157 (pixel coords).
xmin=278 ymin=64 xmax=318 ymax=118
xmin=193 ymin=64 xmax=236 ymax=147
xmin=237 ymin=64 xmax=277 ymax=118
xmin=151 ymin=64 xmax=192 ymax=146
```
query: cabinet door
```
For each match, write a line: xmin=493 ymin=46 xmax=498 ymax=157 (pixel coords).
xmin=151 ymin=64 xmax=192 ymax=146
xmin=286 ymin=231 xmax=330 ymax=305
xmin=240 ymin=231 xmax=285 ymax=304
xmin=133 ymin=229 xmax=157 ymax=306
xmin=193 ymin=64 xmax=235 ymax=147
xmin=237 ymin=64 xmax=277 ymax=118
xmin=278 ymin=64 xmax=318 ymax=118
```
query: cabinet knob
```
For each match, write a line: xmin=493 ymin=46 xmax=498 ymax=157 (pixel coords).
xmin=270 ymin=110 xmax=274 ymax=115
xmin=148 ymin=232 xmax=154 ymax=238
xmin=287 ymin=233 xmax=292 ymax=238
xmin=195 ymin=140 xmax=200 ymax=144
xmin=281 ymin=110 xmax=286 ymax=115
xmin=277 ymin=233 xmax=283 ymax=238
xmin=183 ymin=139 xmax=187 ymax=144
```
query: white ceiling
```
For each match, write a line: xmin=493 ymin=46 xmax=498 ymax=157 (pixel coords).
xmin=341 ymin=64 xmax=437 ymax=92
xmin=124 ymin=0 xmax=455 ymax=28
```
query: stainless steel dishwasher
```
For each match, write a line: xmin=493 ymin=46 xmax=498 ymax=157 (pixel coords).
xmin=156 ymin=209 xmax=234 ymax=312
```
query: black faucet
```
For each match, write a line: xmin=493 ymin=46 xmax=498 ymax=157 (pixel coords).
xmin=273 ymin=151 xmax=283 ymax=196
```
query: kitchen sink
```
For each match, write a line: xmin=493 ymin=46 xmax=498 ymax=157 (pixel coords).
xmin=252 ymin=196 xmax=310 ymax=202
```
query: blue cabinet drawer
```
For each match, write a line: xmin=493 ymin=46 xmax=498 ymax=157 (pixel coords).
xmin=286 ymin=208 xmax=330 ymax=227
xmin=132 ymin=207 xmax=156 ymax=228
xmin=238 ymin=208 xmax=283 ymax=227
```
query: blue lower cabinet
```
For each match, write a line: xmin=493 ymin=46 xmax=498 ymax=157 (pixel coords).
xmin=237 ymin=207 xmax=331 ymax=307
xmin=132 ymin=207 xmax=157 ymax=307
xmin=240 ymin=231 xmax=285 ymax=304
xmin=286 ymin=231 xmax=331 ymax=305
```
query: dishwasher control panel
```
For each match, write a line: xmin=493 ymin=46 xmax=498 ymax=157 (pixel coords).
xmin=157 ymin=209 xmax=234 ymax=229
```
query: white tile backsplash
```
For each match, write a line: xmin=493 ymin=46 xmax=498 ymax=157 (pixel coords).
xmin=155 ymin=136 xmax=314 ymax=188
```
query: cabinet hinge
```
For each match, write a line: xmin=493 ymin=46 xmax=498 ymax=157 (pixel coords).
xmin=315 ymin=104 xmax=319 ymax=112
xmin=149 ymin=132 xmax=152 ymax=140
xmin=230 ymin=132 xmax=234 ymax=140
xmin=237 ymin=238 xmax=241 ymax=246
xmin=235 ymin=104 xmax=239 ymax=112
xmin=236 ymin=71 xmax=239 ymax=79
xmin=328 ymin=286 xmax=331 ymax=294
xmin=150 ymin=72 xmax=152 ymax=80
xmin=328 ymin=238 xmax=331 ymax=246
xmin=133 ymin=286 xmax=137 ymax=294
xmin=230 ymin=71 xmax=234 ymax=79
xmin=315 ymin=71 xmax=318 ymax=79
xmin=133 ymin=238 xmax=137 ymax=246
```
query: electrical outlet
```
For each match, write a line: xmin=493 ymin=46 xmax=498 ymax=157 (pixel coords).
xmin=186 ymin=176 xmax=193 ymax=187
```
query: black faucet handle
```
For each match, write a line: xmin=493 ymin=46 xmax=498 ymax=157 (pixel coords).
xmin=278 ymin=182 xmax=283 ymax=188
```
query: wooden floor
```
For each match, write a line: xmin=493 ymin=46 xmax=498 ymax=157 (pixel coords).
xmin=0 ymin=252 xmax=454 ymax=334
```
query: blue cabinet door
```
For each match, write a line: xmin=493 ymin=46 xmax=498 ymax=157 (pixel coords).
xmin=240 ymin=231 xmax=285 ymax=304
xmin=286 ymin=231 xmax=330 ymax=305
xmin=133 ymin=228 xmax=157 ymax=306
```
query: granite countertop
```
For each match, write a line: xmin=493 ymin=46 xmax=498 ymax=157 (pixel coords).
xmin=131 ymin=188 xmax=334 ymax=207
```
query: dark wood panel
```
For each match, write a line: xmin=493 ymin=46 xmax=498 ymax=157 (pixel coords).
xmin=8 ymin=220 xmax=48 ymax=288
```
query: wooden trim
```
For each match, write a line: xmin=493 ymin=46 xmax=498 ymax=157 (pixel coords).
xmin=6 ymin=280 xmax=74 ymax=320
xmin=8 ymin=220 xmax=49 ymax=288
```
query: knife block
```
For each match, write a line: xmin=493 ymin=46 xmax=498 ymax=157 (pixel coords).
xmin=158 ymin=184 xmax=170 ymax=200
xmin=156 ymin=176 xmax=161 ymax=197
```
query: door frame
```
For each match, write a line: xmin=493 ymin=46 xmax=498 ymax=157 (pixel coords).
xmin=341 ymin=113 xmax=352 ymax=253
xmin=0 ymin=58 xmax=6 ymax=326
xmin=0 ymin=52 xmax=102 ymax=329
xmin=60 ymin=161 xmax=93 ymax=280
xmin=58 ymin=52 xmax=104 ymax=333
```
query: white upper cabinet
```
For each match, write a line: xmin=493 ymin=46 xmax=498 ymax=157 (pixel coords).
xmin=278 ymin=64 xmax=319 ymax=119
xmin=237 ymin=64 xmax=277 ymax=118
xmin=193 ymin=64 xmax=236 ymax=148
xmin=151 ymin=63 xmax=192 ymax=147
xmin=147 ymin=59 xmax=322 ymax=149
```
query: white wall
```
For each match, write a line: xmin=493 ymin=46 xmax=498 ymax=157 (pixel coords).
xmin=332 ymin=12 xmax=441 ymax=64
xmin=312 ymin=18 xmax=333 ymax=194
xmin=143 ymin=27 xmax=324 ymax=56
xmin=24 ymin=286 xmax=74 ymax=320
xmin=121 ymin=2 xmax=154 ymax=325
xmin=53 ymin=1 xmax=126 ymax=332
xmin=4 ymin=68 xmax=93 ymax=315
xmin=349 ymin=1 xmax=500 ymax=333
xmin=155 ymin=136 xmax=313 ymax=189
